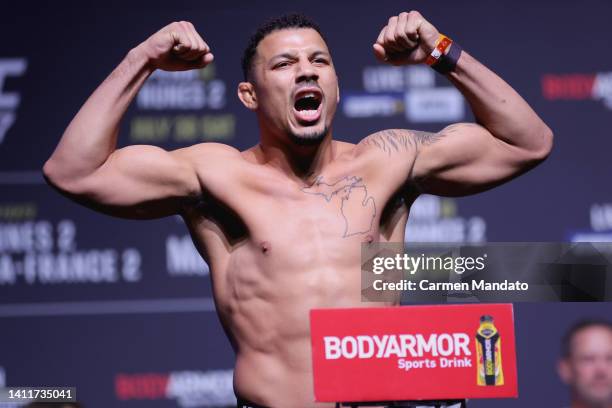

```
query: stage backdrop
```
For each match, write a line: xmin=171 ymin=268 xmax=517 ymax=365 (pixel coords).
xmin=1 ymin=0 xmax=611 ymax=407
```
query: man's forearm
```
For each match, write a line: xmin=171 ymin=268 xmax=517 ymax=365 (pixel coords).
xmin=446 ymin=48 xmax=553 ymax=153
xmin=43 ymin=45 xmax=153 ymax=185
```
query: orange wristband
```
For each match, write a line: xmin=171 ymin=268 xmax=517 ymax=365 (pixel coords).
xmin=426 ymin=34 xmax=453 ymax=66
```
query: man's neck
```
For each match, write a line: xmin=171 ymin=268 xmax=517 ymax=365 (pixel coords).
xmin=257 ymin=129 xmax=336 ymax=184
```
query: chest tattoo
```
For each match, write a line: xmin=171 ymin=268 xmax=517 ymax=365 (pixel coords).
xmin=301 ymin=176 xmax=377 ymax=237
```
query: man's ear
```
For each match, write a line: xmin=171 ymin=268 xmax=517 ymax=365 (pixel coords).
xmin=557 ymin=358 xmax=572 ymax=385
xmin=238 ymin=82 xmax=258 ymax=110
xmin=336 ymin=78 xmax=340 ymax=104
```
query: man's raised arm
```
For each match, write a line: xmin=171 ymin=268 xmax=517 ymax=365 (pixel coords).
xmin=370 ymin=11 xmax=553 ymax=196
xmin=43 ymin=22 xmax=217 ymax=218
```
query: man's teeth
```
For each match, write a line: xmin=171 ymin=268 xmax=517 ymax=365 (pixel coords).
xmin=297 ymin=92 xmax=319 ymax=102
xmin=299 ymin=109 xmax=318 ymax=118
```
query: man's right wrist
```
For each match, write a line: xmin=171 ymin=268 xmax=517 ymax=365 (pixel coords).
xmin=127 ymin=43 xmax=157 ymax=74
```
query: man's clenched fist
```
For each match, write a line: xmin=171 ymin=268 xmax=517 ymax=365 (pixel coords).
xmin=373 ymin=11 xmax=440 ymax=66
xmin=137 ymin=21 xmax=213 ymax=71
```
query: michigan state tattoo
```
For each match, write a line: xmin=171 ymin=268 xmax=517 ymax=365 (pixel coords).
xmin=301 ymin=176 xmax=377 ymax=237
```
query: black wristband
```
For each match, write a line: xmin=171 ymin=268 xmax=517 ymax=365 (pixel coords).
xmin=432 ymin=42 xmax=463 ymax=75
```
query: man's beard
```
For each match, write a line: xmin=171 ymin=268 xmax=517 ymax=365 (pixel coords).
xmin=288 ymin=125 xmax=329 ymax=146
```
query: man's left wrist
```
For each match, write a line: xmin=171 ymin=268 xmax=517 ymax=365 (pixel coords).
xmin=423 ymin=33 xmax=462 ymax=75
xmin=424 ymin=34 xmax=453 ymax=66
xmin=431 ymin=41 xmax=463 ymax=75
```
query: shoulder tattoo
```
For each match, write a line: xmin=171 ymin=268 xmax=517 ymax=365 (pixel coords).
xmin=361 ymin=128 xmax=448 ymax=156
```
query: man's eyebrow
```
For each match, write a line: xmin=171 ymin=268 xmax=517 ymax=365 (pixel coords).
xmin=311 ymin=50 xmax=330 ymax=58
xmin=269 ymin=52 xmax=298 ymax=62
xmin=269 ymin=50 xmax=330 ymax=62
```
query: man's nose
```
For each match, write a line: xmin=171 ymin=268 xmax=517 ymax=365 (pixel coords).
xmin=296 ymin=59 xmax=318 ymax=83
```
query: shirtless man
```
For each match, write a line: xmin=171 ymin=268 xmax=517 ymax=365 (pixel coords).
xmin=43 ymin=11 xmax=553 ymax=407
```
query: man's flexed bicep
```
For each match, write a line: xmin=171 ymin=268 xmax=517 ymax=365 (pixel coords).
xmin=410 ymin=123 xmax=551 ymax=196
xmin=45 ymin=142 xmax=240 ymax=219
xmin=44 ymin=144 xmax=200 ymax=219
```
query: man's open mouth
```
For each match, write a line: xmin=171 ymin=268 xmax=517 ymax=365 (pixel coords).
xmin=293 ymin=88 xmax=323 ymax=124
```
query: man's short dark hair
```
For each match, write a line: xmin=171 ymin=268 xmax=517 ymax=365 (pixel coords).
xmin=241 ymin=13 xmax=327 ymax=81
xmin=560 ymin=318 xmax=612 ymax=358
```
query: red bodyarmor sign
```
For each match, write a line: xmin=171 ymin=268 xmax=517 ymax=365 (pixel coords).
xmin=310 ymin=304 xmax=518 ymax=402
